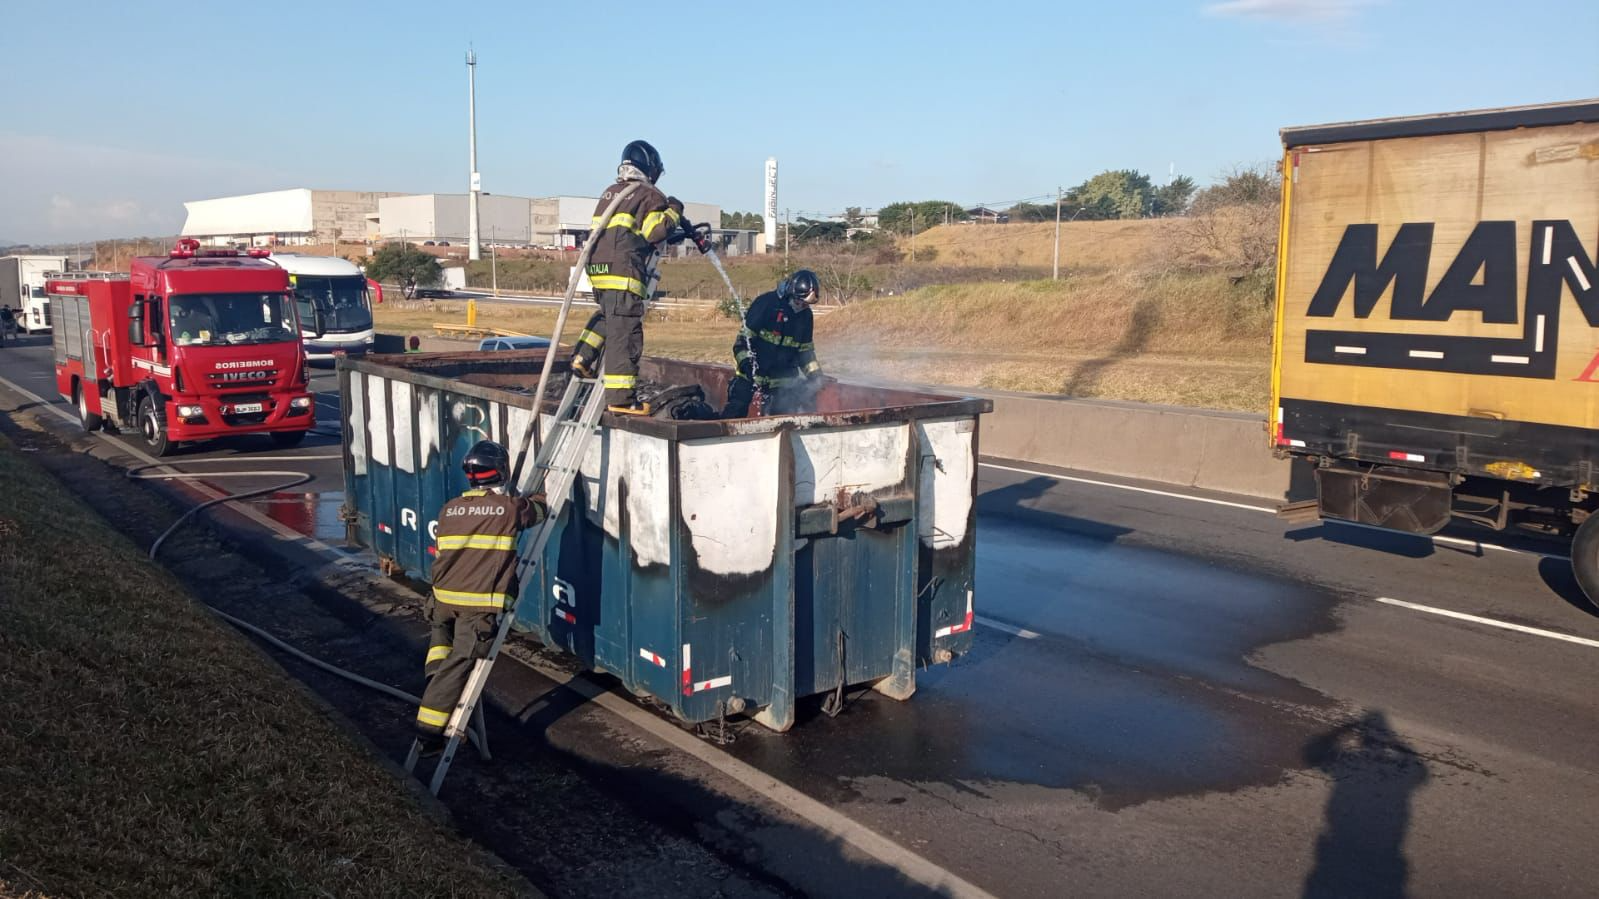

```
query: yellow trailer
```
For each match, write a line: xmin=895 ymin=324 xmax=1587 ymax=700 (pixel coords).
xmin=1270 ymin=99 xmax=1599 ymax=600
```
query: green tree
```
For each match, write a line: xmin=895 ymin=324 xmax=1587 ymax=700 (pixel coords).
xmin=877 ymin=200 xmax=969 ymax=235
xmin=365 ymin=243 xmax=442 ymax=298
xmin=1190 ymin=164 xmax=1280 ymax=214
xmin=792 ymin=218 xmax=848 ymax=243
xmin=1065 ymin=170 xmax=1158 ymax=220
xmin=720 ymin=211 xmax=765 ymax=230
xmin=1152 ymin=175 xmax=1197 ymax=217
xmin=1006 ymin=201 xmax=1057 ymax=222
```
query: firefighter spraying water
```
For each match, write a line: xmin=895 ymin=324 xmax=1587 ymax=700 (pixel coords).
xmin=721 ymin=270 xmax=823 ymax=418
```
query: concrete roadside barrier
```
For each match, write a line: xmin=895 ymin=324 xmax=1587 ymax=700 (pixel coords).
xmin=965 ymin=388 xmax=1294 ymax=500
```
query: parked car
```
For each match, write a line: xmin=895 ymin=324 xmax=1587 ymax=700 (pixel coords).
xmin=477 ymin=335 xmax=551 ymax=351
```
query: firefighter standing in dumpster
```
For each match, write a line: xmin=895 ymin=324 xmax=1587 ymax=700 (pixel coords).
xmin=415 ymin=440 xmax=547 ymax=752
xmin=721 ymin=269 xmax=824 ymax=418
xmin=569 ymin=139 xmax=682 ymax=415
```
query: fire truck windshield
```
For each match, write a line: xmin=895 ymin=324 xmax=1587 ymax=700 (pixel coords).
xmin=292 ymin=275 xmax=372 ymax=333
xmin=169 ymin=293 xmax=300 ymax=347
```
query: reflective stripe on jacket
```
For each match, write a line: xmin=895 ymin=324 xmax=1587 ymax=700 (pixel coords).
xmin=732 ymin=290 xmax=817 ymax=382
xmin=429 ymin=488 xmax=545 ymax=610
xmin=586 ymin=179 xmax=678 ymax=298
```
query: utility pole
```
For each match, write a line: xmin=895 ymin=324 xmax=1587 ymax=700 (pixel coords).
xmin=1052 ymin=186 xmax=1063 ymax=280
xmin=910 ymin=209 xmax=916 ymax=262
xmin=490 ymin=227 xmax=499 ymax=297
xmin=784 ymin=208 xmax=790 ymax=266
xmin=466 ymin=48 xmax=482 ymax=262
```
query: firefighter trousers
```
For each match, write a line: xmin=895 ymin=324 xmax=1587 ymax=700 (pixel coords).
xmin=569 ymin=288 xmax=645 ymax=406
xmin=416 ymin=600 xmax=499 ymax=739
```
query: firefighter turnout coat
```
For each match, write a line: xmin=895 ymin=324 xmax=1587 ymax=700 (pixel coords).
xmin=416 ymin=487 xmax=546 ymax=737
xmin=586 ymin=179 xmax=681 ymax=299
xmin=735 ymin=290 xmax=820 ymax=386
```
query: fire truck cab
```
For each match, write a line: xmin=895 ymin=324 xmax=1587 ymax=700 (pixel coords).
xmin=48 ymin=240 xmax=322 ymax=456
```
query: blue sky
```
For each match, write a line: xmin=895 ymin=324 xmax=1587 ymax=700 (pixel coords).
xmin=2 ymin=0 xmax=1594 ymax=243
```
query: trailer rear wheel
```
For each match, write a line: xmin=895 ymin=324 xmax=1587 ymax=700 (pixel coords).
xmin=1572 ymin=514 xmax=1599 ymax=610
xmin=137 ymin=394 xmax=173 ymax=457
xmin=74 ymin=381 xmax=102 ymax=432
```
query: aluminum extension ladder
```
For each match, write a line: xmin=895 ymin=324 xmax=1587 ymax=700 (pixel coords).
xmin=404 ymin=367 xmax=609 ymax=795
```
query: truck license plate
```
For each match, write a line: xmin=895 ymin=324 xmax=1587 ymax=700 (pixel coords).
xmin=235 ymin=402 xmax=264 ymax=414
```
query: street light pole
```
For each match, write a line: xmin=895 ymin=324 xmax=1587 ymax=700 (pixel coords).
xmin=1052 ymin=186 xmax=1063 ymax=281
xmin=466 ymin=49 xmax=482 ymax=262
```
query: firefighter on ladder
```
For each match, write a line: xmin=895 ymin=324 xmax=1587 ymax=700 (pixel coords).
xmin=570 ymin=139 xmax=683 ymax=415
xmin=415 ymin=440 xmax=547 ymax=754
xmin=721 ymin=269 xmax=824 ymax=418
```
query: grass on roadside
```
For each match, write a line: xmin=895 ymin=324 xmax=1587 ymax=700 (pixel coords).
xmin=0 ymin=433 xmax=531 ymax=898
xmin=375 ymin=265 xmax=1275 ymax=411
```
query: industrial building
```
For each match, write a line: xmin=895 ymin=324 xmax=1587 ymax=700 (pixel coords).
xmin=376 ymin=193 xmax=762 ymax=254
xmin=181 ymin=189 xmax=403 ymax=245
xmin=376 ymin=194 xmax=533 ymax=245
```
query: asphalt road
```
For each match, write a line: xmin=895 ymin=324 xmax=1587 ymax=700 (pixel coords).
xmin=4 ymin=333 xmax=1597 ymax=897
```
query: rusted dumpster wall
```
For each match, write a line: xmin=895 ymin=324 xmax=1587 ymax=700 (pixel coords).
xmin=340 ymin=351 xmax=989 ymax=729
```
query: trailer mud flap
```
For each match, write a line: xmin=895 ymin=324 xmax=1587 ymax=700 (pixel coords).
xmin=1315 ymin=465 xmax=1452 ymax=535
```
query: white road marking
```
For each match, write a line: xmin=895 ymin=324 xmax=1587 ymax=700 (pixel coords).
xmin=1408 ymin=349 xmax=1445 ymax=360
xmin=980 ymin=461 xmax=1277 ymax=514
xmin=1374 ymin=597 xmax=1599 ymax=649
xmin=1491 ymin=355 xmax=1530 ymax=365
xmin=0 ymin=371 xmax=359 ymax=563
xmin=975 ymin=615 xmax=1040 ymax=639
xmin=1333 ymin=345 xmax=1367 ymax=355
xmin=1536 ymin=315 xmax=1546 ymax=353
xmin=1543 ymin=225 xmax=1554 ymax=266
xmin=977 ymin=461 xmax=1570 ymax=561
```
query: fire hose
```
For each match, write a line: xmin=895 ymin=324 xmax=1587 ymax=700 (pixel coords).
xmin=126 ymin=458 xmax=491 ymax=754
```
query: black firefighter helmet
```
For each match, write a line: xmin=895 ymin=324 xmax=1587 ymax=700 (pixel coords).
xmin=462 ymin=440 xmax=510 ymax=487
xmin=779 ymin=269 xmax=820 ymax=305
xmin=621 ymin=140 xmax=664 ymax=183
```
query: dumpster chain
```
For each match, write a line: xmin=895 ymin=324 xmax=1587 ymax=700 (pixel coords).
xmin=821 ymin=628 xmax=849 ymax=718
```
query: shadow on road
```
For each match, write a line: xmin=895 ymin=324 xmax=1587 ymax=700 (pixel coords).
xmin=1302 ymin=710 xmax=1427 ymax=899
xmin=1283 ymin=522 xmax=1436 ymax=559
xmin=977 ymin=474 xmax=1136 ymax=544
xmin=1062 ymin=295 xmax=1163 ymax=397
xmin=1537 ymin=555 xmax=1599 ymax=619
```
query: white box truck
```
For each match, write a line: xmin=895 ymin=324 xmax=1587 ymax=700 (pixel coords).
xmin=1 ymin=255 xmax=69 ymax=333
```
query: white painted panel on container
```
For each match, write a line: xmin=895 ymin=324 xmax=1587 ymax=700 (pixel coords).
xmin=506 ymin=405 xmax=537 ymax=493
xmin=367 ymin=375 xmax=389 ymax=466
xmin=916 ymin=418 xmax=976 ymax=549
xmin=417 ymin=387 xmax=441 ymax=470
xmin=391 ymin=381 xmax=415 ymax=473
xmin=349 ymin=371 xmax=367 ymax=475
xmin=680 ymin=434 xmax=779 ymax=576
xmin=792 ymin=424 xmax=909 ymax=506
xmin=615 ymin=430 xmax=672 ymax=566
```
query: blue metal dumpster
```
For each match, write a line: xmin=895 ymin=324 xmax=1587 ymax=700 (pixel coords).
xmin=339 ymin=352 xmax=989 ymax=730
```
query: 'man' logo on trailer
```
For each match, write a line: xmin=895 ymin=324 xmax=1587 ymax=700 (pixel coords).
xmin=1305 ymin=221 xmax=1599 ymax=379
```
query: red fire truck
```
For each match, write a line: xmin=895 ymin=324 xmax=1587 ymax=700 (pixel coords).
xmin=48 ymin=240 xmax=322 ymax=456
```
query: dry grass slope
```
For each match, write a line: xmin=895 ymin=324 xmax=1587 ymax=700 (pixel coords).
xmin=0 ymin=434 xmax=532 ymax=898
xmin=909 ymin=219 xmax=1181 ymax=270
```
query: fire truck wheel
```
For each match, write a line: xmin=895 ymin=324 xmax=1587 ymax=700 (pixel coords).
xmin=74 ymin=381 xmax=103 ymax=432
xmin=1573 ymin=513 xmax=1599 ymax=611
xmin=270 ymin=430 xmax=307 ymax=449
xmin=137 ymin=394 xmax=173 ymax=457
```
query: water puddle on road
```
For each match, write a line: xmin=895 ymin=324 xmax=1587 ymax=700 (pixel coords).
xmin=728 ymin=516 xmax=1352 ymax=812
xmin=239 ymin=490 xmax=349 ymax=543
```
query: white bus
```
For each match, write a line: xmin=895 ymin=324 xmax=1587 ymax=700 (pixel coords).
xmin=1 ymin=255 xmax=67 ymax=333
xmin=270 ymin=254 xmax=375 ymax=361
